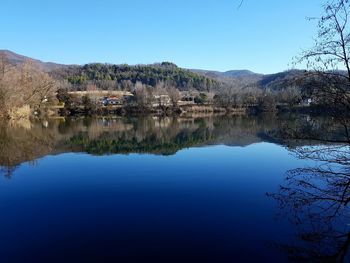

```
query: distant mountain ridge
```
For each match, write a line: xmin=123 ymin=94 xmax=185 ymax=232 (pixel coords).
xmin=223 ymin=70 xmax=263 ymax=78
xmin=191 ymin=69 xmax=263 ymax=79
xmin=0 ymin=50 xmax=310 ymax=91
xmin=0 ymin=50 xmax=66 ymax=72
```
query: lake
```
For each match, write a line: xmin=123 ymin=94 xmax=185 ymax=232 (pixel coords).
xmin=0 ymin=114 xmax=349 ymax=262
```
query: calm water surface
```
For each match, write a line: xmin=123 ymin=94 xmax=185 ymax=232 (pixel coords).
xmin=0 ymin=115 xmax=348 ymax=262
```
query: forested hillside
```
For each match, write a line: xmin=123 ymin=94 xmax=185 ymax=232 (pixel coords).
xmin=0 ymin=50 xmax=316 ymax=94
xmin=51 ymin=62 xmax=220 ymax=91
xmin=258 ymin=70 xmax=307 ymax=91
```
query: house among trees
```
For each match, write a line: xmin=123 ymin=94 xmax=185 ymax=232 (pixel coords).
xmin=102 ymin=96 xmax=121 ymax=106
xmin=179 ymin=91 xmax=212 ymax=105
xmin=101 ymin=94 xmax=135 ymax=106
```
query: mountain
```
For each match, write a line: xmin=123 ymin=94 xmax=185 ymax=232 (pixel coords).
xmin=0 ymin=50 xmax=66 ymax=72
xmin=191 ymin=68 xmax=311 ymax=91
xmin=258 ymin=70 xmax=307 ymax=90
xmin=0 ymin=50 xmax=312 ymax=92
xmin=191 ymin=69 xmax=262 ymax=79
xmin=190 ymin=69 xmax=264 ymax=89
xmin=52 ymin=62 xmax=220 ymax=91
xmin=222 ymin=70 xmax=263 ymax=78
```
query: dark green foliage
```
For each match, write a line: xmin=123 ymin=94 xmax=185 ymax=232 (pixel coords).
xmin=82 ymin=95 xmax=95 ymax=113
xmin=67 ymin=75 xmax=88 ymax=85
xmin=65 ymin=126 xmax=213 ymax=156
xmin=57 ymin=88 xmax=71 ymax=106
xmin=52 ymin=63 xmax=219 ymax=91
xmin=194 ymin=93 xmax=208 ymax=104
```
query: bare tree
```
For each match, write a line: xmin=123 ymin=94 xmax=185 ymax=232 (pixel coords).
xmin=300 ymin=0 xmax=350 ymax=80
xmin=269 ymin=116 xmax=350 ymax=261
xmin=0 ymin=57 xmax=56 ymax=119
xmin=166 ymin=86 xmax=180 ymax=107
xmin=268 ymin=2 xmax=350 ymax=259
xmin=296 ymin=0 xmax=350 ymax=138
xmin=134 ymin=81 xmax=152 ymax=108
xmin=279 ymin=86 xmax=302 ymax=108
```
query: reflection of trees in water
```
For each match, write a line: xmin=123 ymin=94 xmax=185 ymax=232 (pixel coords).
xmin=269 ymin=116 xmax=350 ymax=261
xmin=0 ymin=166 xmax=19 ymax=178
xmin=64 ymin=114 xmax=288 ymax=155
xmin=0 ymin=114 xmax=286 ymax=177
xmin=66 ymin=117 xmax=214 ymax=155
xmin=273 ymin=0 xmax=350 ymax=257
xmin=0 ymin=121 xmax=56 ymax=177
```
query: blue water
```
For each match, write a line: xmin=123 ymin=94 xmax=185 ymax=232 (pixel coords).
xmin=0 ymin=142 xmax=304 ymax=263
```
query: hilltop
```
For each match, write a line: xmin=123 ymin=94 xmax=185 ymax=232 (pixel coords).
xmin=191 ymin=69 xmax=263 ymax=80
xmin=0 ymin=50 xmax=311 ymax=92
xmin=51 ymin=62 xmax=220 ymax=91
xmin=0 ymin=50 xmax=66 ymax=72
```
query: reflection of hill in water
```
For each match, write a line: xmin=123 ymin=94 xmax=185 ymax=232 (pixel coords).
xmin=0 ymin=114 xmax=317 ymax=176
xmin=64 ymin=117 xmax=247 ymax=156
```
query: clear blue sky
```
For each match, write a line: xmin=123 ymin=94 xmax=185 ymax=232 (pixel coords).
xmin=1 ymin=0 xmax=323 ymax=73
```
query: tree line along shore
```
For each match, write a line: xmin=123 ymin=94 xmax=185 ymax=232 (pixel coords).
xmin=0 ymin=55 xmax=329 ymax=120
xmin=1 ymin=0 xmax=349 ymax=122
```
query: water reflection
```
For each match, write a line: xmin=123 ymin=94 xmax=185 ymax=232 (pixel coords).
xmin=0 ymin=114 xmax=285 ymax=177
xmin=269 ymin=115 xmax=350 ymax=261
xmin=1 ymin=114 xmax=348 ymax=261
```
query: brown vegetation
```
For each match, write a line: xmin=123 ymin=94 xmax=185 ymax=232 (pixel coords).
xmin=0 ymin=54 xmax=56 ymax=119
